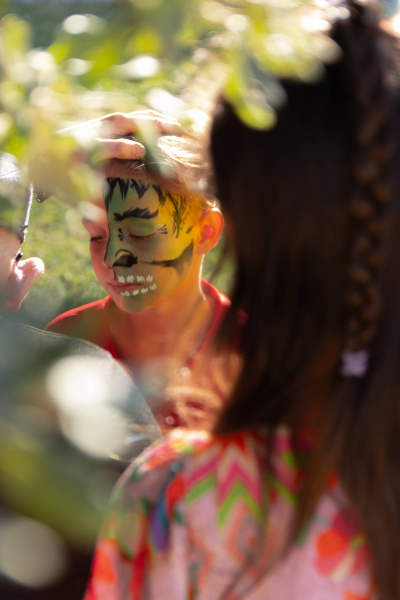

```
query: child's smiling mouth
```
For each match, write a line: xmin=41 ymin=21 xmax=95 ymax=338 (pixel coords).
xmin=108 ymin=274 xmax=156 ymax=296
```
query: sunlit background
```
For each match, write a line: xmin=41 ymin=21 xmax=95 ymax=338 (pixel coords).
xmin=0 ymin=0 xmax=377 ymax=597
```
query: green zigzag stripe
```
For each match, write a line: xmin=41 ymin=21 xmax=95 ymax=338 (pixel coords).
xmin=186 ymin=474 xmax=216 ymax=504
xmin=218 ymin=481 xmax=261 ymax=527
xmin=282 ymin=451 xmax=297 ymax=469
xmin=267 ymin=473 xmax=297 ymax=506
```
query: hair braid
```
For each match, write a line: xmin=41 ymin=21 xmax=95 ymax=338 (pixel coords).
xmin=334 ymin=3 xmax=397 ymax=357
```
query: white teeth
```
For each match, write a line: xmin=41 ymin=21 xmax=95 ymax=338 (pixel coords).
xmin=120 ymin=290 xmax=130 ymax=297
xmin=141 ymin=287 xmax=148 ymax=294
xmin=127 ymin=275 xmax=135 ymax=283
xmin=146 ymin=276 xmax=153 ymax=282
xmin=149 ymin=284 xmax=156 ymax=291
xmin=117 ymin=276 xmax=125 ymax=283
xmin=132 ymin=290 xmax=139 ymax=296
xmin=137 ymin=275 xmax=145 ymax=282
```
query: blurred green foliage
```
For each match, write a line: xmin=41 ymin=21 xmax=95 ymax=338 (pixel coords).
xmin=6 ymin=1 xmax=233 ymax=329
xmin=6 ymin=2 xmax=121 ymax=48
xmin=0 ymin=0 xmax=342 ymax=200
xmin=0 ymin=416 xmax=114 ymax=549
xmin=2 ymin=0 xmax=338 ymax=328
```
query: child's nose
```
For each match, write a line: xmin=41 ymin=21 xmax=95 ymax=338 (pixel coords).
xmin=112 ymin=251 xmax=137 ymax=269
xmin=103 ymin=236 xmax=117 ymax=269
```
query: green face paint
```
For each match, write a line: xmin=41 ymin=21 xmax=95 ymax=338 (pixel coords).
xmin=103 ymin=177 xmax=195 ymax=312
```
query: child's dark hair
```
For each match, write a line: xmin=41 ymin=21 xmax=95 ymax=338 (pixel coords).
xmin=210 ymin=2 xmax=400 ymax=597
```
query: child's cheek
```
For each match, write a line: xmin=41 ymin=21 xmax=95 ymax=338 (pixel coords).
xmin=127 ymin=238 xmax=165 ymax=263
xmin=150 ymin=235 xmax=191 ymax=263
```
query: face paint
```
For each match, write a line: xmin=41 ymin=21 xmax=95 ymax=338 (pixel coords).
xmin=142 ymin=240 xmax=194 ymax=276
xmin=112 ymin=250 xmax=138 ymax=269
xmin=168 ymin=193 xmax=187 ymax=238
xmin=114 ymin=207 xmax=159 ymax=221
xmin=130 ymin=180 xmax=150 ymax=199
xmin=101 ymin=177 xmax=196 ymax=313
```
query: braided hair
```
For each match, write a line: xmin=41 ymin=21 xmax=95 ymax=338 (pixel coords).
xmin=336 ymin=4 xmax=396 ymax=364
xmin=333 ymin=7 xmax=400 ymax=598
xmin=210 ymin=2 xmax=400 ymax=598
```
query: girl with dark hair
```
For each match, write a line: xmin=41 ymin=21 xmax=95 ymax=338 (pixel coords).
xmin=85 ymin=2 xmax=400 ymax=598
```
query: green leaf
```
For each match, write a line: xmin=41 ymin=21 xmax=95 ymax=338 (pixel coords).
xmin=235 ymin=97 xmax=276 ymax=130
xmin=1 ymin=14 xmax=31 ymax=58
xmin=48 ymin=40 xmax=73 ymax=65
xmin=126 ymin=28 xmax=163 ymax=57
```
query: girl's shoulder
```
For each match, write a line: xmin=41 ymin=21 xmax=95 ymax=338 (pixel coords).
xmin=93 ymin=428 xmax=374 ymax=600
xmin=115 ymin=425 xmax=314 ymax=509
xmin=115 ymin=428 xmax=216 ymax=492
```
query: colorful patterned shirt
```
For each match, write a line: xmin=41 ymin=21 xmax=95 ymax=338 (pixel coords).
xmin=84 ymin=427 xmax=375 ymax=600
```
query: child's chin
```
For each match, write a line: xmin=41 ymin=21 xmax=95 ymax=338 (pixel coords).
xmin=113 ymin=292 xmax=155 ymax=313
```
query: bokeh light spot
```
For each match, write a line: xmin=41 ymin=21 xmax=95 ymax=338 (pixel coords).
xmin=63 ymin=15 xmax=91 ymax=35
xmin=114 ymin=55 xmax=160 ymax=80
xmin=46 ymin=356 xmax=131 ymax=458
xmin=0 ymin=517 xmax=68 ymax=588
xmin=146 ymin=88 xmax=187 ymax=119
xmin=65 ymin=58 xmax=92 ymax=76
xmin=225 ymin=14 xmax=249 ymax=32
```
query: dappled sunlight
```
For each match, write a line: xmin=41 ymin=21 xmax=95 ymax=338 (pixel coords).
xmin=47 ymin=356 xmax=131 ymax=458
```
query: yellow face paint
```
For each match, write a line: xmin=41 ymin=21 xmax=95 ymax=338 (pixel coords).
xmin=103 ymin=177 xmax=196 ymax=312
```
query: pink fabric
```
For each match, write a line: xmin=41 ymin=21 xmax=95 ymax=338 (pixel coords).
xmin=84 ymin=428 xmax=376 ymax=600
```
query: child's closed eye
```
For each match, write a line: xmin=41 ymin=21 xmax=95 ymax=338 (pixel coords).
xmin=128 ymin=233 xmax=156 ymax=242
xmin=82 ymin=217 xmax=108 ymax=242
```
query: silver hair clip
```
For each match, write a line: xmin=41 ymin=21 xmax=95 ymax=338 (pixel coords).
xmin=340 ymin=349 xmax=370 ymax=378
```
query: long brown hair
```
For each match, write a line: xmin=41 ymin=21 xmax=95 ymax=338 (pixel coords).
xmin=210 ymin=3 xmax=400 ymax=597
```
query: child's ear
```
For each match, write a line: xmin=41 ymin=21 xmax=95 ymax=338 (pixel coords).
xmin=194 ymin=208 xmax=224 ymax=255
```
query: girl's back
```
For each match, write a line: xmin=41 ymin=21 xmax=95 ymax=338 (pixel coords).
xmin=85 ymin=428 xmax=373 ymax=600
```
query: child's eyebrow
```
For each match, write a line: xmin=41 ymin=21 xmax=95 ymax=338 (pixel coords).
xmin=113 ymin=207 xmax=159 ymax=221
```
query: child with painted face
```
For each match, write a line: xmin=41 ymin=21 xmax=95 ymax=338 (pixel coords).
xmin=46 ymin=137 xmax=229 ymax=424
xmin=101 ymin=177 xmax=203 ymax=313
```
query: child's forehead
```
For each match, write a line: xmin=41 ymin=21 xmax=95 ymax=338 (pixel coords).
xmin=104 ymin=177 xmax=188 ymax=216
xmin=104 ymin=179 xmax=170 ymax=214
xmin=107 ymin=179 xmax=160 ymax=204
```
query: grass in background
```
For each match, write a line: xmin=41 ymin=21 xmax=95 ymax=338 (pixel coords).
xmin=17 ymin=196 xmax=106 ymax=328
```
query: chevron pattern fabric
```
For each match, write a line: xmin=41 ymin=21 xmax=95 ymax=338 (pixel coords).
xmin=84 ymin=428 xmax=375 ymax=600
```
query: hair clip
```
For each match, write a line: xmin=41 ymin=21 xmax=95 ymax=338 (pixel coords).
xmin=340 ymin=349 xmax=370 ymax=378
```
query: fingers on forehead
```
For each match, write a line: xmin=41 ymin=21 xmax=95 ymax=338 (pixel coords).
xmin=99 ymin=111 xmax=182 ymax=136
xmin=96 ymin=139 xmax=145 ymax=161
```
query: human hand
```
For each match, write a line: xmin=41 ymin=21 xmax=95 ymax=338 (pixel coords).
xmin=62 ymin=109 xmax=183 ymax=163
xmin=34 ymin=110 xmax=182 ymax=202
xmin=2 ymin=255 xmax=45 ymax=315
xmin=34 ymin=110 xmax=183 ymax=204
